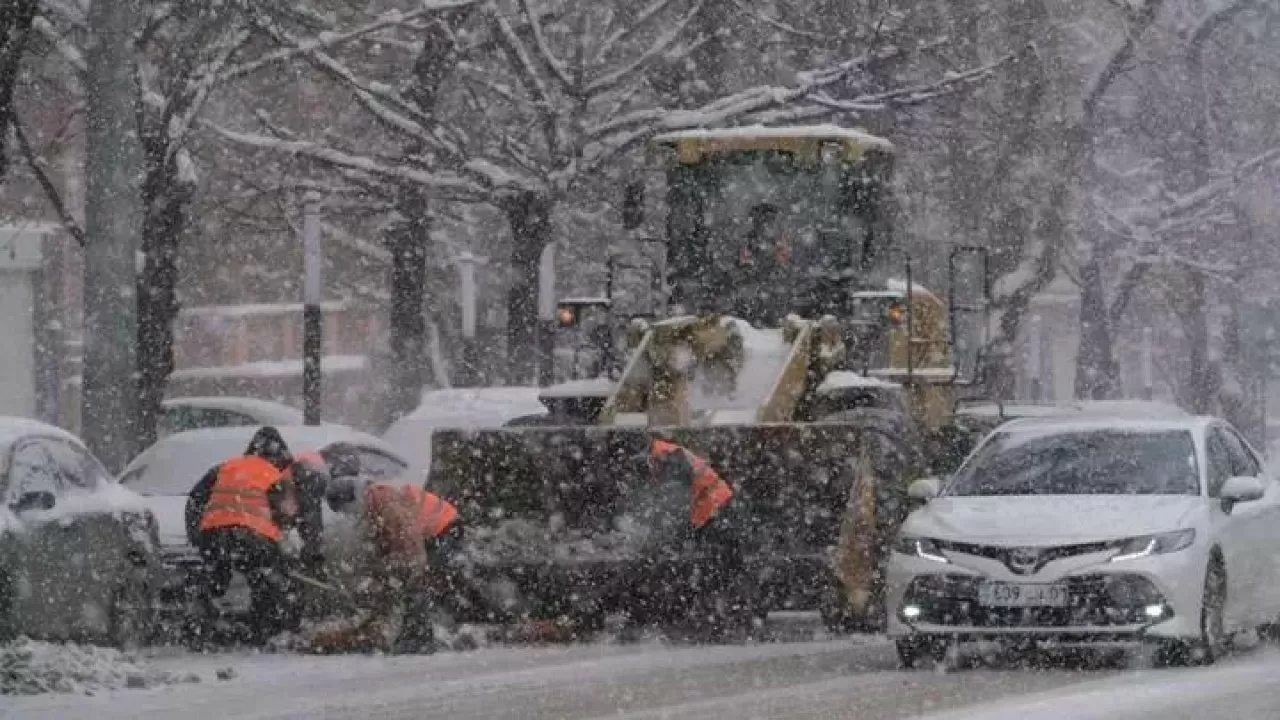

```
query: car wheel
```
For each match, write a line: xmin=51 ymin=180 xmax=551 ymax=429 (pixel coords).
xmin=897 ymin=635 xmax=956 ymax=670
xmin=108 ymin=573 xmax=153 ymax=650
xmin=1196 ymin=560 xmax=1229 ymax=664
xmin=1162 ymin=559 xmax=1227 ymax=667
xmin=896 ymin=636 xmax=925 ymax=668
xmin=0 ymin=564 xmax=13 ymax=644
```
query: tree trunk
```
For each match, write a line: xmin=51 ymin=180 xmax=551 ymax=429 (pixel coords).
xmin=82 ymin=0 xmax=142 ymax=471
xmin=1183 ymin=270 xmax=1213 ymax=413
xmin=0 ymin=0 xmax=38 ymax=181
xmin=1073 ymin=255 xmax=1120 ymax=400
xmin=135 ymin=139 xmax=191 ymax=451
xmin=383 ymin=185 xmax=431 ymax=427
xmin=504 ymin=192 xmax=553 ymax=384
xmin=375 ymin=11 xmax=469 ymax=428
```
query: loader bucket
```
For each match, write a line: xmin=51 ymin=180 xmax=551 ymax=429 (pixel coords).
xmin=429 ymin=418 xmax=915 ymax=628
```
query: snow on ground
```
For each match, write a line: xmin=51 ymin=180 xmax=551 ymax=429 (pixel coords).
xmin=0 ymin=638 xmax=204 ymax=696
xmin=3 ymin=634 xmax=1128 ymax=720
xmin=918 ymin=648 xmax=1280 ymax=720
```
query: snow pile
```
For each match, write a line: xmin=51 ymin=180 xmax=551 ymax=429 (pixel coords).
xmin=0 ymin=638 xmax=201 ymax=696
xmin=459 ymin=519 xmax=653 ymax=565
xmin=817 ymin=371 xmax=901 ymax=393
xmin=689 ymin=317 xmax=791 ymax=417
xmin=25 ymin=481 xmax=151 ymax=524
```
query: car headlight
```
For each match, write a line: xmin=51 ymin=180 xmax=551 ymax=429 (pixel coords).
xmin=1110 ymin=529 xmax=1196 ymax=563
xmin=892 ymin=535 xmax=949 ymax=564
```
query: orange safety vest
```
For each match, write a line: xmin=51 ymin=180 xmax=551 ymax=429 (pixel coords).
xmin=365 ymin=483 xmax=459 ymax=543
xmin=199 ymin=455 xmax=287 ymax=542
xmin=650 ymin=439 xmax=734 ymax=528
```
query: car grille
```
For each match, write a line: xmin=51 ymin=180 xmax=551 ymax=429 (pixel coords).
xmin=901 ymin=573 xmax=1167 ymax=628
xmin=934 ymin=539 xmax=1114 ymax=576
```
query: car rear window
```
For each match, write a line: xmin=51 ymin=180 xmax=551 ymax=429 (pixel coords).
xmin=944 ymin=428 xmax=1200 ymax=496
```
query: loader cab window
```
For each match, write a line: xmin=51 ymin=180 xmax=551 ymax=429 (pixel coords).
xmin=665 ymin=149 xmax=880 ymax=324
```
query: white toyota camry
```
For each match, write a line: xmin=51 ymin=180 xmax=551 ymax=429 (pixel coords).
xmin=885 ymin=415 xmax=1280 ymax=667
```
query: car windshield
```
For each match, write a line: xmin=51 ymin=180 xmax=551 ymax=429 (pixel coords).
xmin=944 ymin=428 xmax=1200 ymax=496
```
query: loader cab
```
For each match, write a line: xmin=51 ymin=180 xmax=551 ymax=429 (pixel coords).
xmin=646 ymin=126 xmax=897 ymax=328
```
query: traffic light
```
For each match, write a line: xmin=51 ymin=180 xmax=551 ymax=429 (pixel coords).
xmin=886 ymin=300 xmax=907 ymax=327
xmin=557 ymin=305 xmax=578 ymax=327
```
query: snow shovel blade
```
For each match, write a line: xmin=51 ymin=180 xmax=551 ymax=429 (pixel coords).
xmin=287 ymin=570 xmax=346 ymax=597
xmin=430 ymin=419 xmax=914 ymax=624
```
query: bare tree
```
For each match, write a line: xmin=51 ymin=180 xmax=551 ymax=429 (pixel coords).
xmin=0 ymin=0 xmax=38 ymax=183
xmin=23 ymin=0 xmax=431 ymax=449
xmin=213 ymin=0 xmax=1025 ymax=383
xmin=1076 ymin=0 xmax=1275 ymax=412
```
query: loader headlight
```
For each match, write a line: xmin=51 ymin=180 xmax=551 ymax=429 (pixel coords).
xmin=893 ymin=535 xmax=949 ymax=564
xmin=1109 ymin=529 xmax=1196 ymax=563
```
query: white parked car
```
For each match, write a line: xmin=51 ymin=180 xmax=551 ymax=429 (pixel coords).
xmin=0 ymin=417 xmax=159 ymax=646
xmin=118 ymin=425 xmax=424 ymax=605
xmin=158 ymin=396 xmax=332 ymax=438
xmin=886 ymin=415 xmax=1280 ymax=668
xmin=382 ymin=386 xmax=547 ymax=473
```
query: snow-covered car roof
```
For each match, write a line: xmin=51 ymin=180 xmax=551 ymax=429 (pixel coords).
xmin=996 ymin=415 xmax=1216 ymax=437
xmin=120 ymin=425 xmax=402 ymax=497
xmin=0 ymin=417 xmax=150 ymax=530
xmin=382 ymin=386 xmax=548 ymax=472
xmin=958 ymin=399 xmax=1191 ymax=422
xmin=0 ymin=416 xmax=85 ymax=451
xmin=161 ymin=396 xmax=311 ymax=425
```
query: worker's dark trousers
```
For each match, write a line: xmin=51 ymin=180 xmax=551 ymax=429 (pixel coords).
xmin=388 ymin=566 xmax=438 ymax=654
xmin=195 ymin=527 xmax=301 ymax=644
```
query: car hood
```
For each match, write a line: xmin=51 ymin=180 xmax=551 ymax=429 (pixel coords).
xmin=902 ymin=495 xmax=1202 ymax=545
xmin=141 ymin=495 xmax=190 ymax=548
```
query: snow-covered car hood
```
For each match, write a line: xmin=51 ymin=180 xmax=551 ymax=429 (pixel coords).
xmin=140 ymin=495 xmax=189 ymax=548
xmin=902 ymin=495 xmax=1203 ymax=546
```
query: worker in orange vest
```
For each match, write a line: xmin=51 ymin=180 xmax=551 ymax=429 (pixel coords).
xmin=184 ymin=427 xmax=303 ymax=644
xmin=307 ymin=478 xmax=463 ymax=654
xmin=281 ymin=444 xmax=362 ymax=582
xmin=509 ymin=433 xmax=741 ymax=644
xmin=611 ymin=433 xmax=751 ymax=640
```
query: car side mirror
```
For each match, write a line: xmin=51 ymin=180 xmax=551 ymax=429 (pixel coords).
xmin=1221 ymin=476 xmax=1266 ymax=505
xmin=908 ymin=477 xmax=941 ymax=501
xmin=11 ymin=490 xmax=55 ymax=513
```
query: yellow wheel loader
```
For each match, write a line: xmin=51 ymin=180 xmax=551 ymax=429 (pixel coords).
xmin=428 ymin=125 xmax=992 ymax=637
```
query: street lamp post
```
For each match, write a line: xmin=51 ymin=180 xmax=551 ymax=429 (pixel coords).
xmin=537 ymin=243 xmax=558 ymax=386
xmin=302 ymin=191 xmax=323 ymax=425
xmin=454 ymin=251 xmax=486 ymax=385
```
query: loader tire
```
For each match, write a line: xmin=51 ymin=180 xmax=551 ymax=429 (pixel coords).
xmin=0 ymin=563 xmax=14 ymax=644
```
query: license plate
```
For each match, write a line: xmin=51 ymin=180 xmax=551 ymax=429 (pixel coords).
xmin=978 ymin=582 xmax=1069 ymax=607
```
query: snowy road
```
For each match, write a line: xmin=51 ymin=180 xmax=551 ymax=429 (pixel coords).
xmin=3 ymin=637 xmax=1117 ymax=720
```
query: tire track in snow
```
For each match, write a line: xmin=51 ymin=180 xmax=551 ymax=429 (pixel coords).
xmin=2 ymin=639 xmax=874 ymax=720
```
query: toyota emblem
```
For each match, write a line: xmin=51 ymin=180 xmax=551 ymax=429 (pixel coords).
xmin=1008 ymin=547 xmax=1040 ymax=574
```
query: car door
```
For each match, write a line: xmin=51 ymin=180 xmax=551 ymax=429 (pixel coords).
xmin=354 ymin=446 xmax=413 ymax=485
xmin=3 ymin=437 xmax=75 ymax=639
xmin=1219 ymin=425 xmax=1280 ymax=623
xmin=42 ymin=437 xmax=138 ymax=638
xmin=1204 ymin=427 xmax=1256 ymax=627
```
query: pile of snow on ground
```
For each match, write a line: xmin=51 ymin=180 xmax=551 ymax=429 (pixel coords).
xmin=460 ymin=519 xmax=654 ymax=565
xmin=0 ymin=638 xmax=201 ymax=696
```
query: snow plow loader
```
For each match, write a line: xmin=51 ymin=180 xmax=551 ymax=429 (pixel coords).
xmin=428 ymin=125 xmax=991 ymax=637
